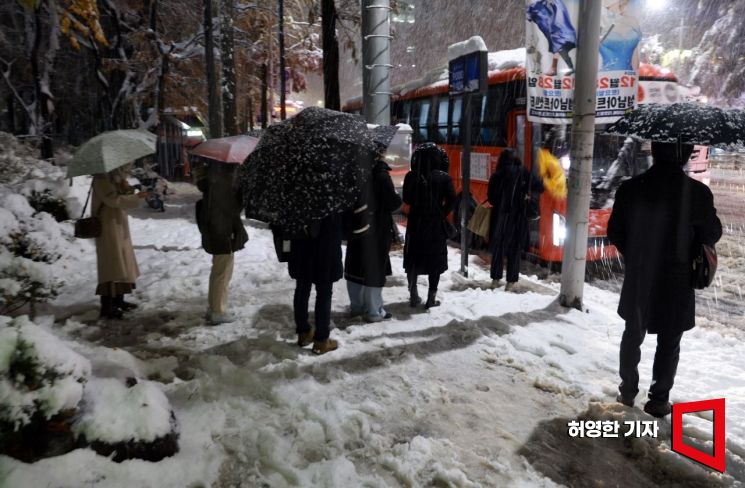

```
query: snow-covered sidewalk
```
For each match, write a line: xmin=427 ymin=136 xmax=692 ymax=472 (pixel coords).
xmin=2 ymin=183 xmax=744 ymax=487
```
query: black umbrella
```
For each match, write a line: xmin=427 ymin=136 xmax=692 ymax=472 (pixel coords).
xmin=605 ymin=102 xmax=745 ymax=148
xmin=241 ymin=107 xmax=398 ymax=234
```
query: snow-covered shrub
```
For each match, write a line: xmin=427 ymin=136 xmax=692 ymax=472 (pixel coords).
xmin=27 ymin=189 xmax=70 ymax=222
xmin=0 ymin=249 xmax=61 ymax=315
xmin=0 ymin=316 xmax=91 ymax=433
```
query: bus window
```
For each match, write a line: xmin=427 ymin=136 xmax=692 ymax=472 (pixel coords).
xmin=402 ymin=101 xmax=412 ymax=125
xmin=468 ymin=94 xmax=483 ymax=146
xmin=435 ymin=97 xmax=449 ymax=143
xmin=412 ymin=99 xmax=431 ymax=143
xmin=481 ymin=85 xmax=507 ymax=146
xmin=449 ymin=96 xmax=463 ymax=144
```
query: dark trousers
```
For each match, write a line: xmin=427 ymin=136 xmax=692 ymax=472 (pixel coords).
xmin=490 ymin=244 xmax=520 ymax=283
xmin=407 ymin=272 xmax=440 ymax=296
xmin=619 ymin=320 xmax=684 ymax=403
xmin=293 ymin=279 xmax=332 ymax=341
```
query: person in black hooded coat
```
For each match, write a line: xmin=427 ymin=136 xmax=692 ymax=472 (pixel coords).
xmin=403 ymin=143 xmax=456 ymax=308
xmin=344 ymin=158 xmax=402 ymax=321
xmin=608 ymin=141 xmax=722 ymax=417
xmin=487 ymin=149 xmax=544 ymax=289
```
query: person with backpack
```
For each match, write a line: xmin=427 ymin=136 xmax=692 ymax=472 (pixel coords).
xmin=608 ymin=141 xmax=722 ymax=417
xmin=487 ymin=149 xmax=544 ymax=291
xmin=402 ymin=143 xmax=456 ymax=308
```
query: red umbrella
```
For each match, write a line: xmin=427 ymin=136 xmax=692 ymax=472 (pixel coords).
xmin=189 ymin=135 xmax=260 ymax=163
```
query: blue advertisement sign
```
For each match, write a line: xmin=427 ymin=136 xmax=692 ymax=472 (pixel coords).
xmin=449 ymin=51 xmax=487 ymax=96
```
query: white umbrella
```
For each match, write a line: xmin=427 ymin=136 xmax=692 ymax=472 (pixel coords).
xmin=66 ymin=130 xmax=157 ymax=178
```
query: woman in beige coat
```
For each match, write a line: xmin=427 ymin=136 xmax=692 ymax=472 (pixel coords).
xmin=92 ymin=166 xmax=149 ymax=318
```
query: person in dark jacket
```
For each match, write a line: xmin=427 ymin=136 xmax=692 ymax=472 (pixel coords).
xmin=195 ymin=161 xmax=248 ymax=325
xmin=403 ymin=143 xmax=456 ymax=308
xmin=487 ymin=149 xmax=544 ymax=290
xmin=345 ymin=158 xmax=402 ymax=322
xmin=608 ymin=141 xmax=722 ymax=417
xmin=288 ymin=213 xmax=343 ymax=355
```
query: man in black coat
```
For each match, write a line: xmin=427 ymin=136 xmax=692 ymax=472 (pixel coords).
xmin=344 ymin=159 xmax=402 ymax=322
xmin=288 ymin=213 xmax=343 ymax=355
xmin=195 ymin=161 xmax=248 ymax=325
xmin=607 ymin=142 xmax=722 ymax=417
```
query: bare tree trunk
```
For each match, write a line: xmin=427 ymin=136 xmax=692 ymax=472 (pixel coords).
xmin=204 ymin=0 xmax=222 ymax=137
xmin=6 ymin=94 xmax=15 ymax=133
xmin=221 ymin=0 xmax=238 ymax=135
xmin=247 ymin=97 xmax=254 ymax=131
xmin=322 ymin=0 xmax=340 ymax=110
xmin=31 ymin=2 xmax=54 ymax=159
xmin=260 ymin=63 xmax=268 ymax=129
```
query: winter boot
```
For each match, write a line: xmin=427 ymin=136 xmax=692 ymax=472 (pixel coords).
xmin=643 ymin=400 xmax=672 ymax=418
xmin=409 ymin=280 xmax=422 ymax=308
xmin=312 ymin=338 xmax=339 ymax=355
xmin=424 ymin=290 xmax=441 ymax=309
xmin=297 ymin=327 xmax=315 ymax=347
xmin=100 ymin=296 xmax=123 ymax=320
xmin=616 ymin=393 xmax=635 ymax=408
xmin=114 ymin=294 xmax=138 ymax=312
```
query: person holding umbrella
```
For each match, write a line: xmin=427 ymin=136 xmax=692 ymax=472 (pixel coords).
xmin=66 ymin=130 xmax=157 ymax=319
xmin=241 ymin=107 xmax=398 ymax=353
xmin=194 ymin=160 xmax=248 ymax=325
xmin=608 ymin=141 xmax=722 ymax=417
xmin=403 ymin=143 xmax=456 ymax=308
xmin=92 ymin=165 xmax=151 ymax=319
xmin=288 ymin=214 xmax=343 ymax=354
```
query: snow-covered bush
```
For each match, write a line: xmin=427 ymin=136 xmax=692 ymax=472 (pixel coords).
xmin=0 ymin=250 xmax=61 ymax=315
xmin=27 ymin=189 xmax=70 ymax=222
xmin=0 ymin=316 xmax=91 ymax=433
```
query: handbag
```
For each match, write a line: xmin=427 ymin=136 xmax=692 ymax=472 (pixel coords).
xmin=74 ymin=183 xmax=102 ymax=239
xmin=467 ymin=200 xmax=492 ymax=238
xmin=692 ymin=243 xmax=717 ymax=289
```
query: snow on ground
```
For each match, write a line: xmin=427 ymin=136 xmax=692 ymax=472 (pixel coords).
xmin=1 ymin=183 xmax=744 ymax=487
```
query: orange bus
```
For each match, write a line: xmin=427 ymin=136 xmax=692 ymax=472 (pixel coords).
xmin=344 ymin=59 xmax=700 ymax=265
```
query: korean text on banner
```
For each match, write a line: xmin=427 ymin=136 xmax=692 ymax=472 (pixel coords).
xmin=525 ymin=0 xmax=643 ymax=125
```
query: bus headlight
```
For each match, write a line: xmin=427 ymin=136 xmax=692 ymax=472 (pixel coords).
xmin=553 ymin=212 xmax=567 ymax=247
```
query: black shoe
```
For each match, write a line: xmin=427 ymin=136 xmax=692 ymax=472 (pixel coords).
xmin=425 ymin=291 xmax=441 ymax=309
xmin=114 ymin=294 xmax=138 ymax=311
xmin=383 ymin=312 xmax=392 ymax=319
xmin=616 ymin=393 xmax=635 ymax=408
xmin=100 ymin=296 xmax=123 ymax=319
xmin=644 ymin=400 xmax=672 ymax=418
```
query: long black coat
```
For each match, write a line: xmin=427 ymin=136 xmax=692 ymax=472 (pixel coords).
xmin=288 ymin=213 xmax=344 ymax=285
xmin=607 ymin=162 xmax=722 ymax=334
xmin=487 ymin=163 xmax=544 ymax=256
xmin=402 ymin=168 xmax=456 ymax=275
xmin=344 ymin=161 xmax=402 ymax=287
xmin=196 ymin=163 xmax=248 ymax=255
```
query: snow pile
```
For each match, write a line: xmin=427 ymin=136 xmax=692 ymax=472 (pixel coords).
xmin=488 ymin=47 xmax=526 ymax=71
xmin=73 ymin=378 xmax=174 ymax=444
xmin=0 ymin=316 xmax=91 ymax=430
xmin=447 ymin=35 xmax=488 ymax=61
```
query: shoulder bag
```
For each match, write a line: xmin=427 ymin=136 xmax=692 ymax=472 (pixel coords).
xmin=74 ymin=182 xmax=102 ymax=239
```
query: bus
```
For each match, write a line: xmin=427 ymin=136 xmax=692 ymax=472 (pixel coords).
xmin=344 ymin=56 xmax=706 ymax=265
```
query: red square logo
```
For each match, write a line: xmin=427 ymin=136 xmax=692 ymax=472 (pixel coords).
xmin=671 ymin=398 xmax=726 ymax=473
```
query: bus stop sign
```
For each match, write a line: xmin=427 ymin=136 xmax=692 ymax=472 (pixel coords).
xmin=449 ymin=50 xmax=487 ymax=96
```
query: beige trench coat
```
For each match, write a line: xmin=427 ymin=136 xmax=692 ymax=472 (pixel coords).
xmin=92 ymin=174 xmax=141 ymax=286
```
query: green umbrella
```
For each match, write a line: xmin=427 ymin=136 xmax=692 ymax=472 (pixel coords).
xmin=66 ymin=129 xmax=157 ymax=178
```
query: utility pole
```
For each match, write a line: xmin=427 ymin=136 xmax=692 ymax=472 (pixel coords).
xmin=559 ymin=0 xmax=602 ymax=310
xmin=361 ymin=0 xmax=392 ymax=125
xmin=279 ymin=0 xmax=286 ymax=120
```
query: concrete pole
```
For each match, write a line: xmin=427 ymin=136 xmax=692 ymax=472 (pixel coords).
xmin=559 ymin=0 xmax=602 ymax=310
xmin=361 ymin=0 xmax=392 ymax=125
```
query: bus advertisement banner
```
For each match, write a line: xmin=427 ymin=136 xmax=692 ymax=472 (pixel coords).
xmin=525 ymin=0 xmax=643 ymax=125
